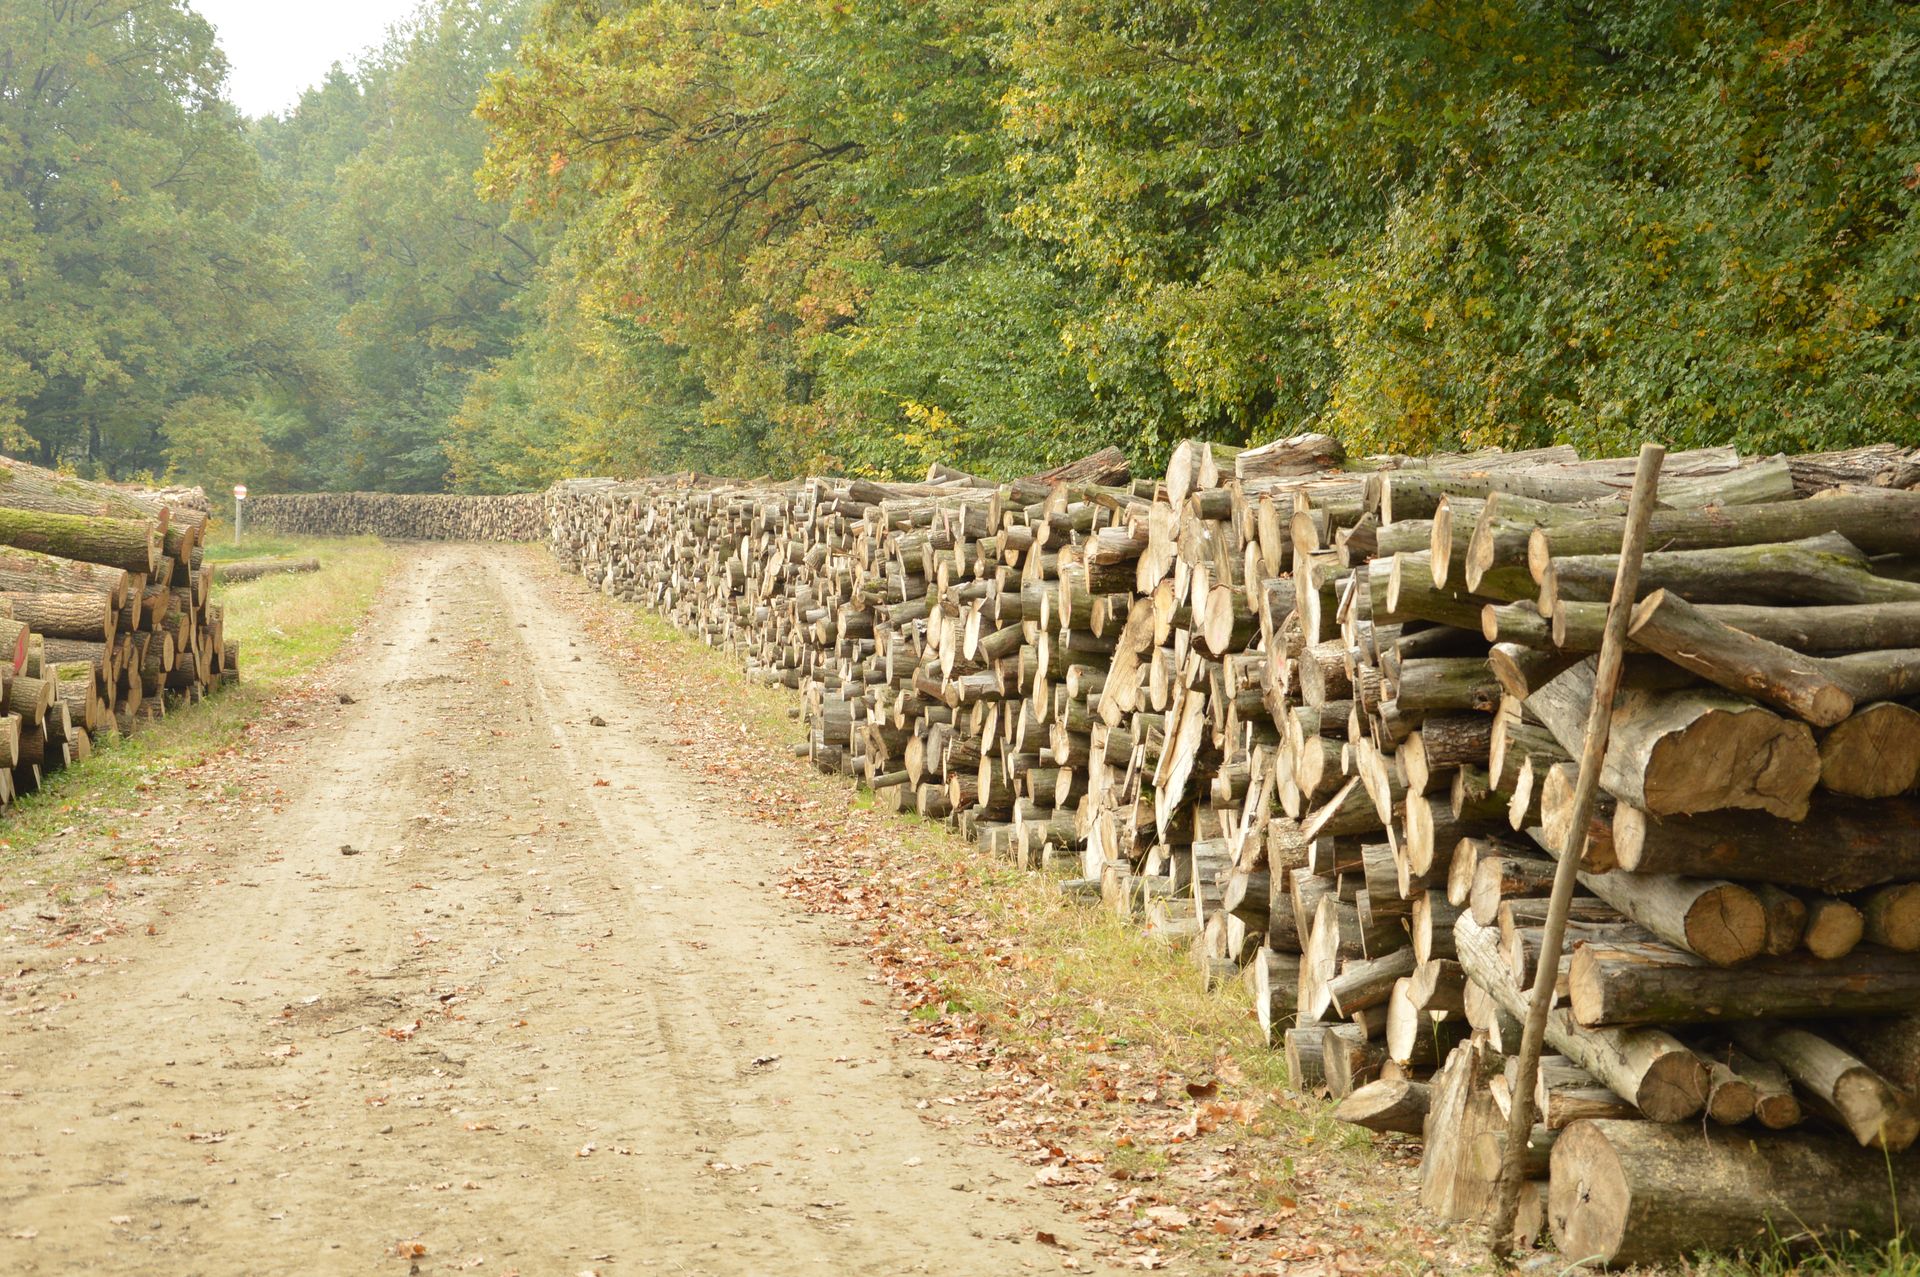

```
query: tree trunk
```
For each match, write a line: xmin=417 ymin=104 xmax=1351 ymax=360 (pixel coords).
xmin=1536 ymin=486 xmax=1920 ymax=563
xmin=1601 ymin=687 xmax=1821 ymax=820
xmin=2 ymin=591 xmax=114 ymax=641
xmin=1538 ymin=532 xmax=1920 ymax=612
xmin=1627 ymin=589 xmax=1855 ymax=725
xmin=212 ymin=556 xmax=321 ymax=583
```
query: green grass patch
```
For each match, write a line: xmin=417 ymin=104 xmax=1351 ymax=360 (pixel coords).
xmin=198 ymin=521 xmax=309 ymax=563
xmin=0 ymin=535 xmax=397 ymax=904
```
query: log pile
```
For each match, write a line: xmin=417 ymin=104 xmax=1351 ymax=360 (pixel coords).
xmin=0 ymin=456 xmax=240 ymax=805
xmin=541 ymin=440 xmax=1920 ymax=1267
xmin=248 ymin=492 xmax=545 ymax=542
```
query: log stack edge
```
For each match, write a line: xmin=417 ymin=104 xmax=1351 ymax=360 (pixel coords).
xmin=0 ymin=457 xmax=240 ymax=805
xmin=249 ymin=491 xmax=545 ymax=541
xmin=269 ymin=438 xmax=1920 ymax=1266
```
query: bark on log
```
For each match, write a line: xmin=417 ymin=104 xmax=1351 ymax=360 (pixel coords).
xmin=1627 ymin=589 xmax=1855 ymax=726
xmin=1571 ymin=939 xmax=1920 ymax=1028
xmin=1728 ymin=1022 xmax=1919 ymax=1151
xmin=1549 ymin=1119 xmax=1920 ymax=1268
xmin=1331 ymin=1078 xmax=1429 ymax=1135
xmin=1612 ymin=799 xmax=1920 ymax=892
xmin=1 ymin=591 xmax=114 ymax=641
xmin=1235 ymin=433 xmax=1344 ymax=481
xmin=1600 ymin=687 xmax=1820 ymax=820
xmin=1456 ymin=914 xmax=1707 ymax=1121
xmin=0 ymin=507 xmax=157 ymax=574
xmin=1537 ymin=532 xmax=1920 ymax=611
xmin=212 ymin=557 xmax=321 ymax=583
xmin=1536 ymin=486 xmax=1920 ymax=562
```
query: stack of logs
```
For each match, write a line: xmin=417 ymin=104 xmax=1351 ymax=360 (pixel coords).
xmin=250 ymin=491 xmax=545 ymax=542
xmin=542 ymin=439 xmax=1920 ymax=1267
xmin=0 ymin=455 xmax=240 ymax=804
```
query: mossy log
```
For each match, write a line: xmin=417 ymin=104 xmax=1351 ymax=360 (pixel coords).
xmin=0 ymin=507 xmax=157 ymax=574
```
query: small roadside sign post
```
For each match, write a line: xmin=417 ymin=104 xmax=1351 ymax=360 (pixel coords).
xmin=234 ymin=484 xmax=247 ymax=546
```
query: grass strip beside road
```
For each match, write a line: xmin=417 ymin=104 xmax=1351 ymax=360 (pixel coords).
xmin=0 ymin=534 xmax=397 ymax=906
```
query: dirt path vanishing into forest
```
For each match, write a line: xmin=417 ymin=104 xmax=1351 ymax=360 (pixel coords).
xmin=0 ymin=544 xmax=1126 ymax=1276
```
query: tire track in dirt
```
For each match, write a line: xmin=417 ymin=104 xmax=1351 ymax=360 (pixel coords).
xmin=0 ymin=544 xmax=1122 ymax=1275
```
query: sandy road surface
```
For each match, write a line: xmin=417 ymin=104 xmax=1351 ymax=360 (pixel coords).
xmin=0 ymin=545 xmax=1120 ymax=1275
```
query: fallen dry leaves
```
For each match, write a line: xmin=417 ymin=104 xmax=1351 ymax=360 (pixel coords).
xmin=554 ymin=560 xmax=1477 ymax=1277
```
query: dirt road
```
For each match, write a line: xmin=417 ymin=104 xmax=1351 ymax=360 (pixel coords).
xmin=0 ymin=545 xmax=1119 ymax=1275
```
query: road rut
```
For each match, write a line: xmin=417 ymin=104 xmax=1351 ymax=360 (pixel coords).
xmin=0 ymin=544 xmax=1118 ymax=1275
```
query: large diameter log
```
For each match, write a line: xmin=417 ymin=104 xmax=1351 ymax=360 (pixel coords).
xmin=0 ymin=547 xmax=129 ymax=608
xmin=1600 ymin=687 xmax=1820 ymax=820
xmin=1456 ymin=915 xmax=1706 ymax=1121
xmin=1570 ymin=939 xmax=1920 ymax=1027
xmin=0 ymin=507 xmax=157 ymax=574
xmin=1612 ymin=798 xmax=1920 ymax=892
xmin=0 ymin=456 xmax=175 ymax=529
xmin=2 ymin=591 xmax=114 ymax=641
xmin=1520 ymin=652 xmax=1820 ymax=821
xmin=1235 ymin=432 xmax=1344 ymax=481
xmin=1549 ymin=1119 xmax=1920 ymax=1269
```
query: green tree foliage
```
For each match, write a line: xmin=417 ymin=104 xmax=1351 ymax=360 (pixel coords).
xmin=0 ymin=0 xmax=313 ymax=476
xmin=252 ymin=0 xmax=541 ymax=491
xmin=480 ymin=0 xmax=1919 ymax=480
xmin=1 ymin=0 xmax=1913 ymax=490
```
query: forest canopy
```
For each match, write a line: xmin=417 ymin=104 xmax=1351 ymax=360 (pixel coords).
xmin=1 ymin=0 xmax=1915 ymax=491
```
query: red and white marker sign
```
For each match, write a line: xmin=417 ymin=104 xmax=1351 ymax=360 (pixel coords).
xmin=234 ymin=484 xmax=248 ymax=500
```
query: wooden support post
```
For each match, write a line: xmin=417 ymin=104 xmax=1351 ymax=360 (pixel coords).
xmin=1488 ymin=443 xmax=1664 ymax=1262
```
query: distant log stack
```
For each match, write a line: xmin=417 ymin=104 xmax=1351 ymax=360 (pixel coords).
xmin=0 ymin=455 xmax=242 ymax=804
xmin=249 ymin=491 xmax=544 ymax=541
xmin=541 ymin=439 xmax=1920 ymax=1268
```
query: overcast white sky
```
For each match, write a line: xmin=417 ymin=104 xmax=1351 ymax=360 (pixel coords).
xmin=194 ymin=0 xmax=423 ymax=118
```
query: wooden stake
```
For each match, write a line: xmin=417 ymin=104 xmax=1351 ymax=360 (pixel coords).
xmin=1487 ymin=443 xmax=1665 ymax=1262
